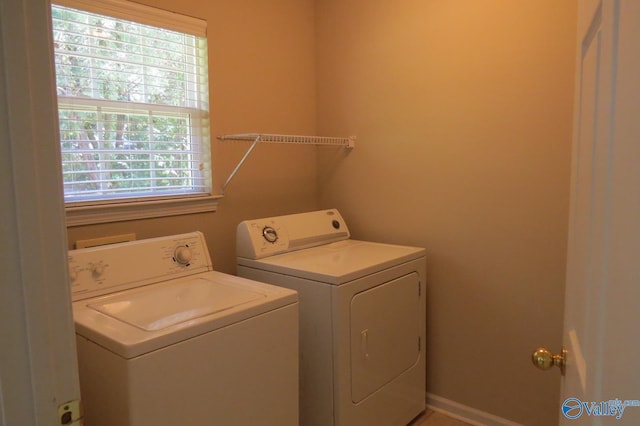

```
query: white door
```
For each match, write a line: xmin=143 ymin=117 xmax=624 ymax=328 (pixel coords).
xmin=559 ymin=0 xmax=640 ymax=423
xmin=0 ymin=0 xmax=82 ymax=424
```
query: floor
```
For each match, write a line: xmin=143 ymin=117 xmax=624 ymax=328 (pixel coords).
xmin=409 ymin=409 xmax=473 ymax=426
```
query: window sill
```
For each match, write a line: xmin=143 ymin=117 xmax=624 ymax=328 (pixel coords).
xmin=65 ymin=194 xmax=222 ymax=227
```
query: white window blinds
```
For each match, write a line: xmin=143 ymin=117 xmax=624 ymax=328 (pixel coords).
xmin=51 ymin=1 xmax=210 ymax=203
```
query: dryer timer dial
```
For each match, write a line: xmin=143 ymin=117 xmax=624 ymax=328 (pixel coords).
xmin=262 ymin=226 xmax=279 ymax=243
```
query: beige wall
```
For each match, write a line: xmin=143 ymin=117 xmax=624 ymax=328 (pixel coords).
xmin=67 ymin=0 xmax=319 ymax=273
xmin=66 ymin=1 xmax=578 ymax=424
xmin=316 ymin=1 xmax=576 ymax=425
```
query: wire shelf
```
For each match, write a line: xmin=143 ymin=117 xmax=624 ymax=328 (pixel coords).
xmin=217 ymin=133 xmax=355 ymax=148
xmin=217 ymin=133 xmax=355 ymax=193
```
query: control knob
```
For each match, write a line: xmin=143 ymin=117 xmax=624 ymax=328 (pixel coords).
xmin=68 ymin=268 xmax=78 ymax=283
xmin=91 ymin=263 xmax=105 ymax=280
xmin=174 ymin=245 xmax=193 ymax=265
xmin=262 ymin=226 xmax=278 ymax=243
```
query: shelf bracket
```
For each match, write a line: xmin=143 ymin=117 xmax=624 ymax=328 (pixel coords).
xmin=221 ymin=134 xmax=262 ymax=193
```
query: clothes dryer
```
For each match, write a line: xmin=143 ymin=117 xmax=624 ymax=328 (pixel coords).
xmin=236 ymin=210 xmax=426 ymax=426
xmin=70 ymin=232 xmax=298 ymax=426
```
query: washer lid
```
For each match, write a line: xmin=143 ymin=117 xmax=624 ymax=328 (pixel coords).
xmin=88 ymin=277 xmax=264 ymax=331
xmin=237 ymin=239 xmax=425 ymax=285
xmin=73 ymin=271 xmax=297 ymax=359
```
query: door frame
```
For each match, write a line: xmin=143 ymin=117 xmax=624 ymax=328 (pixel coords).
xmin=0 ymin=0 xmax=81 ymax=423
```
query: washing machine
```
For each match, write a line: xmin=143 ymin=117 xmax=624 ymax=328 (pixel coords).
xmin=236 ymin=209 xmax=426 ymax=426
xmin=69 ymin=232 xmax=298 ymax=426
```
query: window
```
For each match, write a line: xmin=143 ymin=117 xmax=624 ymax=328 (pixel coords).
xmin=51 ymin=0 xmax=217 ymax=225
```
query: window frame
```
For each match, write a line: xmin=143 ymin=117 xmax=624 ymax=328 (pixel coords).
xmin=51 ymin=0 xmax=219 ymax=226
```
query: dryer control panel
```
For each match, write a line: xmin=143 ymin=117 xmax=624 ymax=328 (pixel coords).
xmin=68 ymin=232 xmax=212 ymax=301
xmin=236 ymin=209 xmax=351 ymax=259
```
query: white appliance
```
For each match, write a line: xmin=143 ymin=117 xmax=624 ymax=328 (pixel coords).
xmin=69 ymin=232 xmax=298 ymax=426
xmin=236 ymin=210 xmax=426 ymax=426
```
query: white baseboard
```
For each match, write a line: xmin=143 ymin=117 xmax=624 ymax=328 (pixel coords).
xmin=426 ymin=393 xmax=523 ymax=426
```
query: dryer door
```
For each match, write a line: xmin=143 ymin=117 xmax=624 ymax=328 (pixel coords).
xmin=350 ymin=272 xmax=421 ymax=403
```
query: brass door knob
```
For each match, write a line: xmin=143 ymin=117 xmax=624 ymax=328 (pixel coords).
xmin=531 ymin=347 xmax=566 ymax=376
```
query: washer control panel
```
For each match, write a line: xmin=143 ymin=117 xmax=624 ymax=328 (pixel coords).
xmin=68 ymin=232 xmax=212 ymax=301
